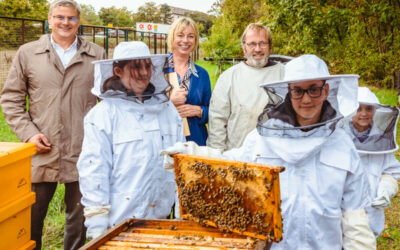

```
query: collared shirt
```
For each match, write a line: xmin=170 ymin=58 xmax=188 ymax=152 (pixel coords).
xmin=50 ymin=35 xmax=78 ymax=68
xmin=167 ymin=52 xmax=198 ymax=90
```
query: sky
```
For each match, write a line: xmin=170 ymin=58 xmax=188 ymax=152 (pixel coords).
xmin=74 ymin=0 xmax=216 ymax=14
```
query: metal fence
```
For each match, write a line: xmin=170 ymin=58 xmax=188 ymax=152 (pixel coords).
xmin=0 ymin=16 xmax=200 ymax=89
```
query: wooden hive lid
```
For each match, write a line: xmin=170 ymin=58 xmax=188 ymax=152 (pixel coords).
xmin=80 ymin=218 xmax=264 ymax=249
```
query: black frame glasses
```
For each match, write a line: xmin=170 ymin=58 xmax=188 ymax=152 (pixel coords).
xmin=52 ymin=15 xmax=79 ymax=23
xmin=289 ymin=83 xmax=326 ymax=100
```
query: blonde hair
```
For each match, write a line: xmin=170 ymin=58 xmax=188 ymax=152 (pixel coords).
xmin=49 ymin=0 xmax=81 ymax=16
xmin=167 ymin=17 xmax=199 ymax=52
xmin=241 ymin=23 xmax=272 ymax=48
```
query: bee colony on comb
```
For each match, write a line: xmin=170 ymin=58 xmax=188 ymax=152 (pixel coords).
xmin=173 ymin=153 xmax=284 ymax=242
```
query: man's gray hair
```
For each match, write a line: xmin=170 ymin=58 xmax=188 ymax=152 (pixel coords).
xmin=241 ymin=23 xmax=272 ymax=48
xmin=49 ymin=0 xmax=81 ymax=16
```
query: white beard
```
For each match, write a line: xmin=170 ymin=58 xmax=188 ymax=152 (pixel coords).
xmin=246 ymin=55 xmax=268 ymax=68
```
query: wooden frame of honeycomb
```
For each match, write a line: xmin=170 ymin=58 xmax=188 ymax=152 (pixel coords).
xmin=80 ymin=218 xmax=263 ymax=249
xmin=173 ymin=153 xmax=283 ymax=242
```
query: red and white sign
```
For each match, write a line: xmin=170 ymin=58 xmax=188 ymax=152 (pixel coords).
xmin=136 ymin=23 xmax=170 ymax=34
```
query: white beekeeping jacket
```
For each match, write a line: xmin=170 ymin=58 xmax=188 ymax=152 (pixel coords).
xmin=339 ymin=87 xmax=400 ymax=236
xmin=78 ymin=97 xmax=185 ymax=229
xmin=221 ymin=55 xmax=374 ymax=249
xmin=78 ymin=41 xmax=185 ymax=233
xmin=223 ymin=122 xmax=369 ymax=249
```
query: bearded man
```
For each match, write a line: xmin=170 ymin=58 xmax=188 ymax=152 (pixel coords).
xmin=207 ymin=23 xmax=285 ymax=151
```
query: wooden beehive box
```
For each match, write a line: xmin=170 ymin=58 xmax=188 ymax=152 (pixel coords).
xmin=173 ymin=153 xmax=283 ymax=242
xmin=80 ymin=218 xmax=262 ymax=249
xmin=0 ymin=142 xmax=36 ymax=208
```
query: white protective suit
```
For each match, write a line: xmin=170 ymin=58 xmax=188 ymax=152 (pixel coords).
xmin=207 ymin=61 xmax=284 ymax=151
xmin=163 ymin=55 xmax=376 ymax=249
xmin=224 ymin=123 xmax=371 ymax=249
xmin=340 ymin=87 xmax=400 ymax=236
xmin=77 ymin=42 xmax=185 ymax=238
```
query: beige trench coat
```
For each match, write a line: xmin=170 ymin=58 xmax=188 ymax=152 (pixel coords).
xmin=0 ymin=34 xmax=106 ymax=183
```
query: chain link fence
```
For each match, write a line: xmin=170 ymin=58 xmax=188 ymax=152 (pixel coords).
xmin=0 ymin=16 xmax=200 ymax=90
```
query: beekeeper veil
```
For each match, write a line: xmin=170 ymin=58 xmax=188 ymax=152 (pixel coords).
xmin=257 ymin=54 xmax=359 ymax=138
xmin=340 ymin=87 xmax=399 ymax=154
xmin=91 ymin=41 xmax=170 ymax=103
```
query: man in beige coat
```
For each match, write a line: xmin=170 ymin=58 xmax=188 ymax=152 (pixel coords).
xmin=207 ymin=23 xmax=285 ymax=152
xmin=0 ymin=0 xmax=105 ymax=249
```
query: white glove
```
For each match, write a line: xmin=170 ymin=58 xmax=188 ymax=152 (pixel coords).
xmin=160 ymin=141 xmax=223 ymax=174
xmin=83 ymin=205 xmax=110 ymax=240
xmin=371 ymin=174 xmax=398 ymax=209
xmin=371 ymin=189 xmax=391 ymax=209
xmin=86 ymin=227 xmax=107 ymax=240
xmin=342 ymin=210 xmax=376 ymax=250
xmin=160 ymin=142 xmax=190 ymax=174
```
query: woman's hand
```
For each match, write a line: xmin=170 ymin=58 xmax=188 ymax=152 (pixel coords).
xmin=176 ymin=104 xmax=203 ymax=118
xmin=170 ymin=88 xmax=188 ymax=106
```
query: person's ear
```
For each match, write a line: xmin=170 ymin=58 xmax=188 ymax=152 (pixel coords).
xmin=323 ymin=84 xmax=330 ymax=100
xmin=114 ymin=67 xmax=123 ymax=78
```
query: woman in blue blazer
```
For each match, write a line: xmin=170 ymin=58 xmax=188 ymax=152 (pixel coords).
xmin=166 ymin=17 xmax=211 ymax=145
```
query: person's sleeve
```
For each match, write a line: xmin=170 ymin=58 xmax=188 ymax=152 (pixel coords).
xmin=206 ymin=73 xmax=231 ymax=151
xmin=197 ymin=70 xmax=212 ymax=125
xmin=77 ymin=111 xmax=113 ymax=234
xmin=0 ymin=48 xmax=40 ymax=142
xmin=382 ymin=153 xmax=400 ymax=180
xmin=341 ymin=153 xmax=376 ymax=249
xmin=222 ymin=129 xmax=258 ymax=162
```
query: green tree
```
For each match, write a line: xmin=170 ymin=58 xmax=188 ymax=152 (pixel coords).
xmin=262 ymin=0 xmax=400 ymax=87
xmin=80 ymin=4 xmax=102 ymax=25
xmin=0 ymin=0 xmax=48 ymax=19
xmin=159 ymin=3 xmax=173 ymax=24
xmin=203 ymin=0 xmax=263 ymax=59
xmin=186 ymin=11 xmax=213 ymax=36
xmin=0 ymin=0 xmax=48 ymax=49
xmin=98 ymin=6 xmax=133 ymax=27
xmin=132 ymin=2 xmax=162 ymax=24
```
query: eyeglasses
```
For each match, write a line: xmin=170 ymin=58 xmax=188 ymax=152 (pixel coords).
xmin=245 ymin=41 xmax=269 ymax=49
xmin=52 ymin=15 xmax=79 ymax=23
xmin=289 ymin=83 xmax=326 ymax=100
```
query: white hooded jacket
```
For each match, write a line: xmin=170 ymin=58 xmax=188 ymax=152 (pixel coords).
xmin=340 ymin=87 xmax=400 ymax=236
xmin=223 ymin=119 xmax=371 ymax=249
xmin=77 ymin=42 xmax=185 ymax=236
xmin=225 ymin=55 xmax=375 ymax=249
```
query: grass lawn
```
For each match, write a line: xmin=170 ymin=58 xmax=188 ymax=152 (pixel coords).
xmin=0 ymin=60 xmax=399 ymax=249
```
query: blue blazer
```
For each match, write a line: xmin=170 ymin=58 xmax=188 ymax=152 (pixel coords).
xmin=186 ymin=65 xmax=211 ymax=146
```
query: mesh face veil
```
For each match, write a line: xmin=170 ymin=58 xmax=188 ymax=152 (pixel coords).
xmin=340 ymin=87 xmax=400 ymax=154
xmin=92 ymin=41 xmax=171 ymax=104
xmin=257 ymin=55 xmax=359 ymax=138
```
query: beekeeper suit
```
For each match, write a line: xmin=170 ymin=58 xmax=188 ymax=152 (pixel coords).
xmin=77 ymin=41 xmax=185 ymax=239
xmin=339 ymin=87 xmax=400 ymax=236
xmin=162 ymin=55 xmax=376 ymax=249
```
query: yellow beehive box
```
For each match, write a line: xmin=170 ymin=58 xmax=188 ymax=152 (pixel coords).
xmin=0 ymin=142 xmax=36 ymax=208
xmin=0 ymin=192 xmax=36 ymax=250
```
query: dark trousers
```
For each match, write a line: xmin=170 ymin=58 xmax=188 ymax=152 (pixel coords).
xmin=31 ymin=181 xmax=86 ymax=250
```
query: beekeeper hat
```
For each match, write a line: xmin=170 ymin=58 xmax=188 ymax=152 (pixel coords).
xmin=257 ymin=54 xmax=359 ymax=132
xmin=358 ymin=87 xmax=380 ymax=105
xmin=91 ymin=41 xmax=169 ymax=98
xmin=260 ymin=54 xmax=358 ymax=86
xmin=343 ymin=87 xmax=399 ymax=154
